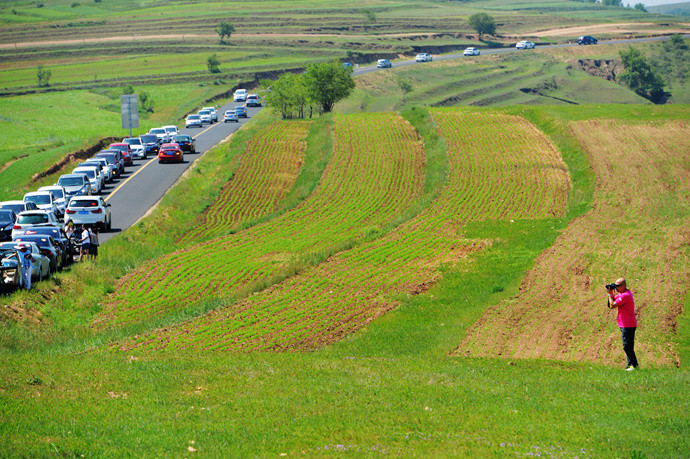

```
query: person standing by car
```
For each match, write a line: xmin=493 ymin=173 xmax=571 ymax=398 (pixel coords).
xmin=89 ymin=226 xmax=99 ymax=260
xmin=607 ymin=278 xmax=639 ymax=370
xmin=17 ymin=244 xmax=33 ymax=290
xmin=79 ymin=225 xmax=90 ymax=262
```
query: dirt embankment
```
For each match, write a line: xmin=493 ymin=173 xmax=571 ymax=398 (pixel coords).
xmin=30 ymin=137 xmax=119 ymax=184
xmin=573 ymin=58 xmax=624 ymax=82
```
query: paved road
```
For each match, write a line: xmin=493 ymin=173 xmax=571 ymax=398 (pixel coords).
xmin=98 ymin=33 xmax=687 ymax=242
xmin=98 ymin=102 xmax=262 ymax=243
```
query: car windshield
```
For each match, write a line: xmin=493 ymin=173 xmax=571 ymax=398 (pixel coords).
xmin=164 ymin=127 xmax=176 ymax=133
xmin=95 ymin=154 xmax=115 ymax=164
xmin=140 ymin=135 xmax=157 ymax=143
xmin=0 ymin=210 xmax=14 ymax=224
xmin=17 ymin=214 xmax=49 ymax=224
xmin=125 ymin=138 xmax=141 ymax=145
xmin=25 ymin=194 xmax=51 ymax=205
xmin=24 ymin=227 xmax=62 ymax=239
xmin=174 ymin=136 xmax=190 ymax=142
xmin=69 ymin=199 xmax=99 ymax=208
xmin=150 ymin=128 xmax=165 ymax=134
xmin=109 ymin=145 xmax=126 ymax=152
xmin=0 ymin=204 xmax=23 ymax=214
xmin=58 ymin=177 xmax=84 ymax=187
xmin=43 ymin=188 xmax=64 ymax=199
xmin=75 ymin=169 xmax=96 ymax=179
xmin=15 ymin=237 xmax=51 ymax=248
xmin=187 ymin=115 xmax=200 ymax=120
xmin=198 ymin=110 xmax=210 ymax=115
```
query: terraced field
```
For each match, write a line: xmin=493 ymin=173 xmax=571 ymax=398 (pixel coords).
xmin=180 ymin=120 xmax=310 ymax=244
xmin=122 ymin=110 xmax=570 ymax=351
xmin=98 ymin=112 xmax=425 ymax=326
xmin=456 ymin=119 xmax=690 ymax=367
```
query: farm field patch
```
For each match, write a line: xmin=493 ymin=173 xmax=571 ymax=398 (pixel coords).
xmin=122 ymin=110 xmax=570 ymax=351
xmin=98 ymin=112 xmax=426 ymax=327
xmin=456 ymin=118 xmax=690 ymax=368
xmin=180 ymin=120 xmax=311 ymax=244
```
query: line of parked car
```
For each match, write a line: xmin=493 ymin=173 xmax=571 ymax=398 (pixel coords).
xmin=0 ymin=120 xmax=202 ymax=289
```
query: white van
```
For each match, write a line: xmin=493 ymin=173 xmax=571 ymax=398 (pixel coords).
xmin=234 ymin=89 xmax=247 ymax=102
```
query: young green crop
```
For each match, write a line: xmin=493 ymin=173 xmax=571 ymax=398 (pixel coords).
xmin=101 ymin=113 xmax=426 ymax=327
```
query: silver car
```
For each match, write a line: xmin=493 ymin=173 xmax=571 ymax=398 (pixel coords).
xmin=0 ymin=241 xmax=51 ymax=281
xmin=57 ymin=174 xmax=93 ymax=202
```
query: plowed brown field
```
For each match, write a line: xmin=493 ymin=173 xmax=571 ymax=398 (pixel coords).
xmin=455 ymin=120 xmax=690 ymax=367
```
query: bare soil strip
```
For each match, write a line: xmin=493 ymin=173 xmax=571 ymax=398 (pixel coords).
xmin=455 ymin=120 xmax=690 ymax=368
xmin=531 ymin=22 xmax=690 ymax=37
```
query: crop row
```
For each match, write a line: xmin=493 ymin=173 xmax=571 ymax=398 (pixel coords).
xmin=123 ymin=110 xmax=572 ymax=351
xmin=101 ymin=113 xmax=426 ymax=326
xmin=180 ymin=120 xmax=310 ymax=245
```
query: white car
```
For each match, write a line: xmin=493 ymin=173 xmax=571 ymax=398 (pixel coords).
xmin=516 ymin=41 xmax=535 ymax=49
xmin=246 ymin=94 xmax=261 ymax=107
xmin=12 ymin=210 xmax=63 ymax=240
xmin=23 ymin=191 xmax=59 ymax=218
xmin=186 ymin=114 xmax=202 ymax=128
xmin=377 ymin=59 xmax=392 ymax=68
xmin=463 ymin=47 xmax=480 ymax=56
xmin=415 ymin=53 xmax=432 ymax=62
xmin=37 ymin=186 xmax=68 ymax=217
xmin=202 ymin=106 xmax=218 ymax=122
xmin=162 ymin=125 xmax=178 ymax=139
xmin=233 ymin=89 xmax=247 ymax=102
xmin=223 ymin=111 xmax=239 ymax=123
xmin=198 ymin=109 xmax=213 ymax=124
xmin=73 ymin=166 xmax=103 ymax=195
xmin=122 ymin=137 xmax=146 ymax=159
xmin=64 ymin=196 xmax=111 ymax=231
xmin=148 ymin=127 xmax=170 ymax=144
xmin=81 ymin=158 xmax=112 ymax=182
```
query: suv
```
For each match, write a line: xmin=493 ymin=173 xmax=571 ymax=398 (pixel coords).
xmin=577 ymin=35 xmax=598 ymax=45
xmin=377 ymin=59 xmax=392 ymax=68
xmin=202 ymin=107 xmax=218 ymax=122
xmin=148 ymin=127 xmax=171 ymax=144
xmin=12 ymin=210 xmax=63 ymax=240
xmin=57 ymin=173 xmax=93 ymax=202
xmin=233 ymin=89 xmax=247 ymax=102
xmin=23 ymin=191 xmax=60 ymax=218
xmin=198 ymin=109 xmax=213 ymax=124
xmin=64 ymin=196 xmax=111 ymax=231
xmin=122 ymin=137 xmax=146 ymax=159
xmin=246 ymin=95 xmax=261 ymax=107
xmin=415 ymin=53 xmax=432 ymax=62
xmin=139 ymin=134 xmax=160 ymax=156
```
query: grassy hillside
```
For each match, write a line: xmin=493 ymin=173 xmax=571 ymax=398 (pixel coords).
xmin=0 ymin=105 xmax=687 ymax=456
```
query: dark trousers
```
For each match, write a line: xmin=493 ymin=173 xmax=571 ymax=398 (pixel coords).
xmin=620 ymin=327 xmax=638 ymax=368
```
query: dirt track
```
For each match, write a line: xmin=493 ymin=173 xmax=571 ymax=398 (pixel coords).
xmin=532 ymin=22 xmax=689 ymax=37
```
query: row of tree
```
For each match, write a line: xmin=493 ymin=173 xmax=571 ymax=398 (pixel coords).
xmin=261 ymin=61 xmax=355 ymax=118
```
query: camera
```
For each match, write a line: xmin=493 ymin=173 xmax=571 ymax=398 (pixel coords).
xmin=605 ymin=283 xmax=618 ymax=290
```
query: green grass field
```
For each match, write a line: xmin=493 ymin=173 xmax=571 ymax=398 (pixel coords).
xmin=0 ymin=0 xmax=689 ymax=455
xmin=1 ymin=104 xmax=688 ymax=456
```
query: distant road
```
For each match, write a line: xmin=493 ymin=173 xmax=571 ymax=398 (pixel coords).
xmin=98 ymin=33 xmax=688 ymax=242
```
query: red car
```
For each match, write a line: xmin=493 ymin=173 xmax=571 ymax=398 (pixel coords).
xmin=108 ymin=143 xmax=133 ymax=166
xmin=158 ymin=143 xmax=184 ymax=163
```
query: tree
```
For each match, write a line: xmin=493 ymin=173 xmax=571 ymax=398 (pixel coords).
xmin=207 ymin=53 xmax=221 ymax=73
xmin=468 ymin=13 xmax=496 ymax=40
xmin=618 ymin=46 xmax=666 ymax=103
xmin=263 ymin=73 xmax=311 ymax=119
xmin=303 ymin=60 xmax=355 ymax=113
xmin=215 ymin=22 xmax=235 ymax=44
xmin=36 ymin=64 xmax=51 ymax=87
xmin=602 ymin=0 xmax=622 ymax=5
xmin=398 ymin=78 xmax=413 ymax=103
xmin=633 ymin=3 xmax=647 ymax=12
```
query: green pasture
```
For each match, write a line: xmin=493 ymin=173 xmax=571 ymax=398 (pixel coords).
xmin=0 ymin=105 xmax=687 ymax=456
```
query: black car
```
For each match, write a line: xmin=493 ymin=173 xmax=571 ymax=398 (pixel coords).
xmin=19 ymin=226 xmax=74 ymax=264
xmin=96 ymin=150 xmax=124 ymax=175
xmin=577 ymin=35 xmax=598 ymax=45
xmin=139 ymin=134 xmax=160 ymax=155
xmin=173 ymin=135 xmax=196 ymax=154
xmin=13 ymin=235 xmax=63 ymax=273
xmin=0 ymin=210 xmax=16 ymax=241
